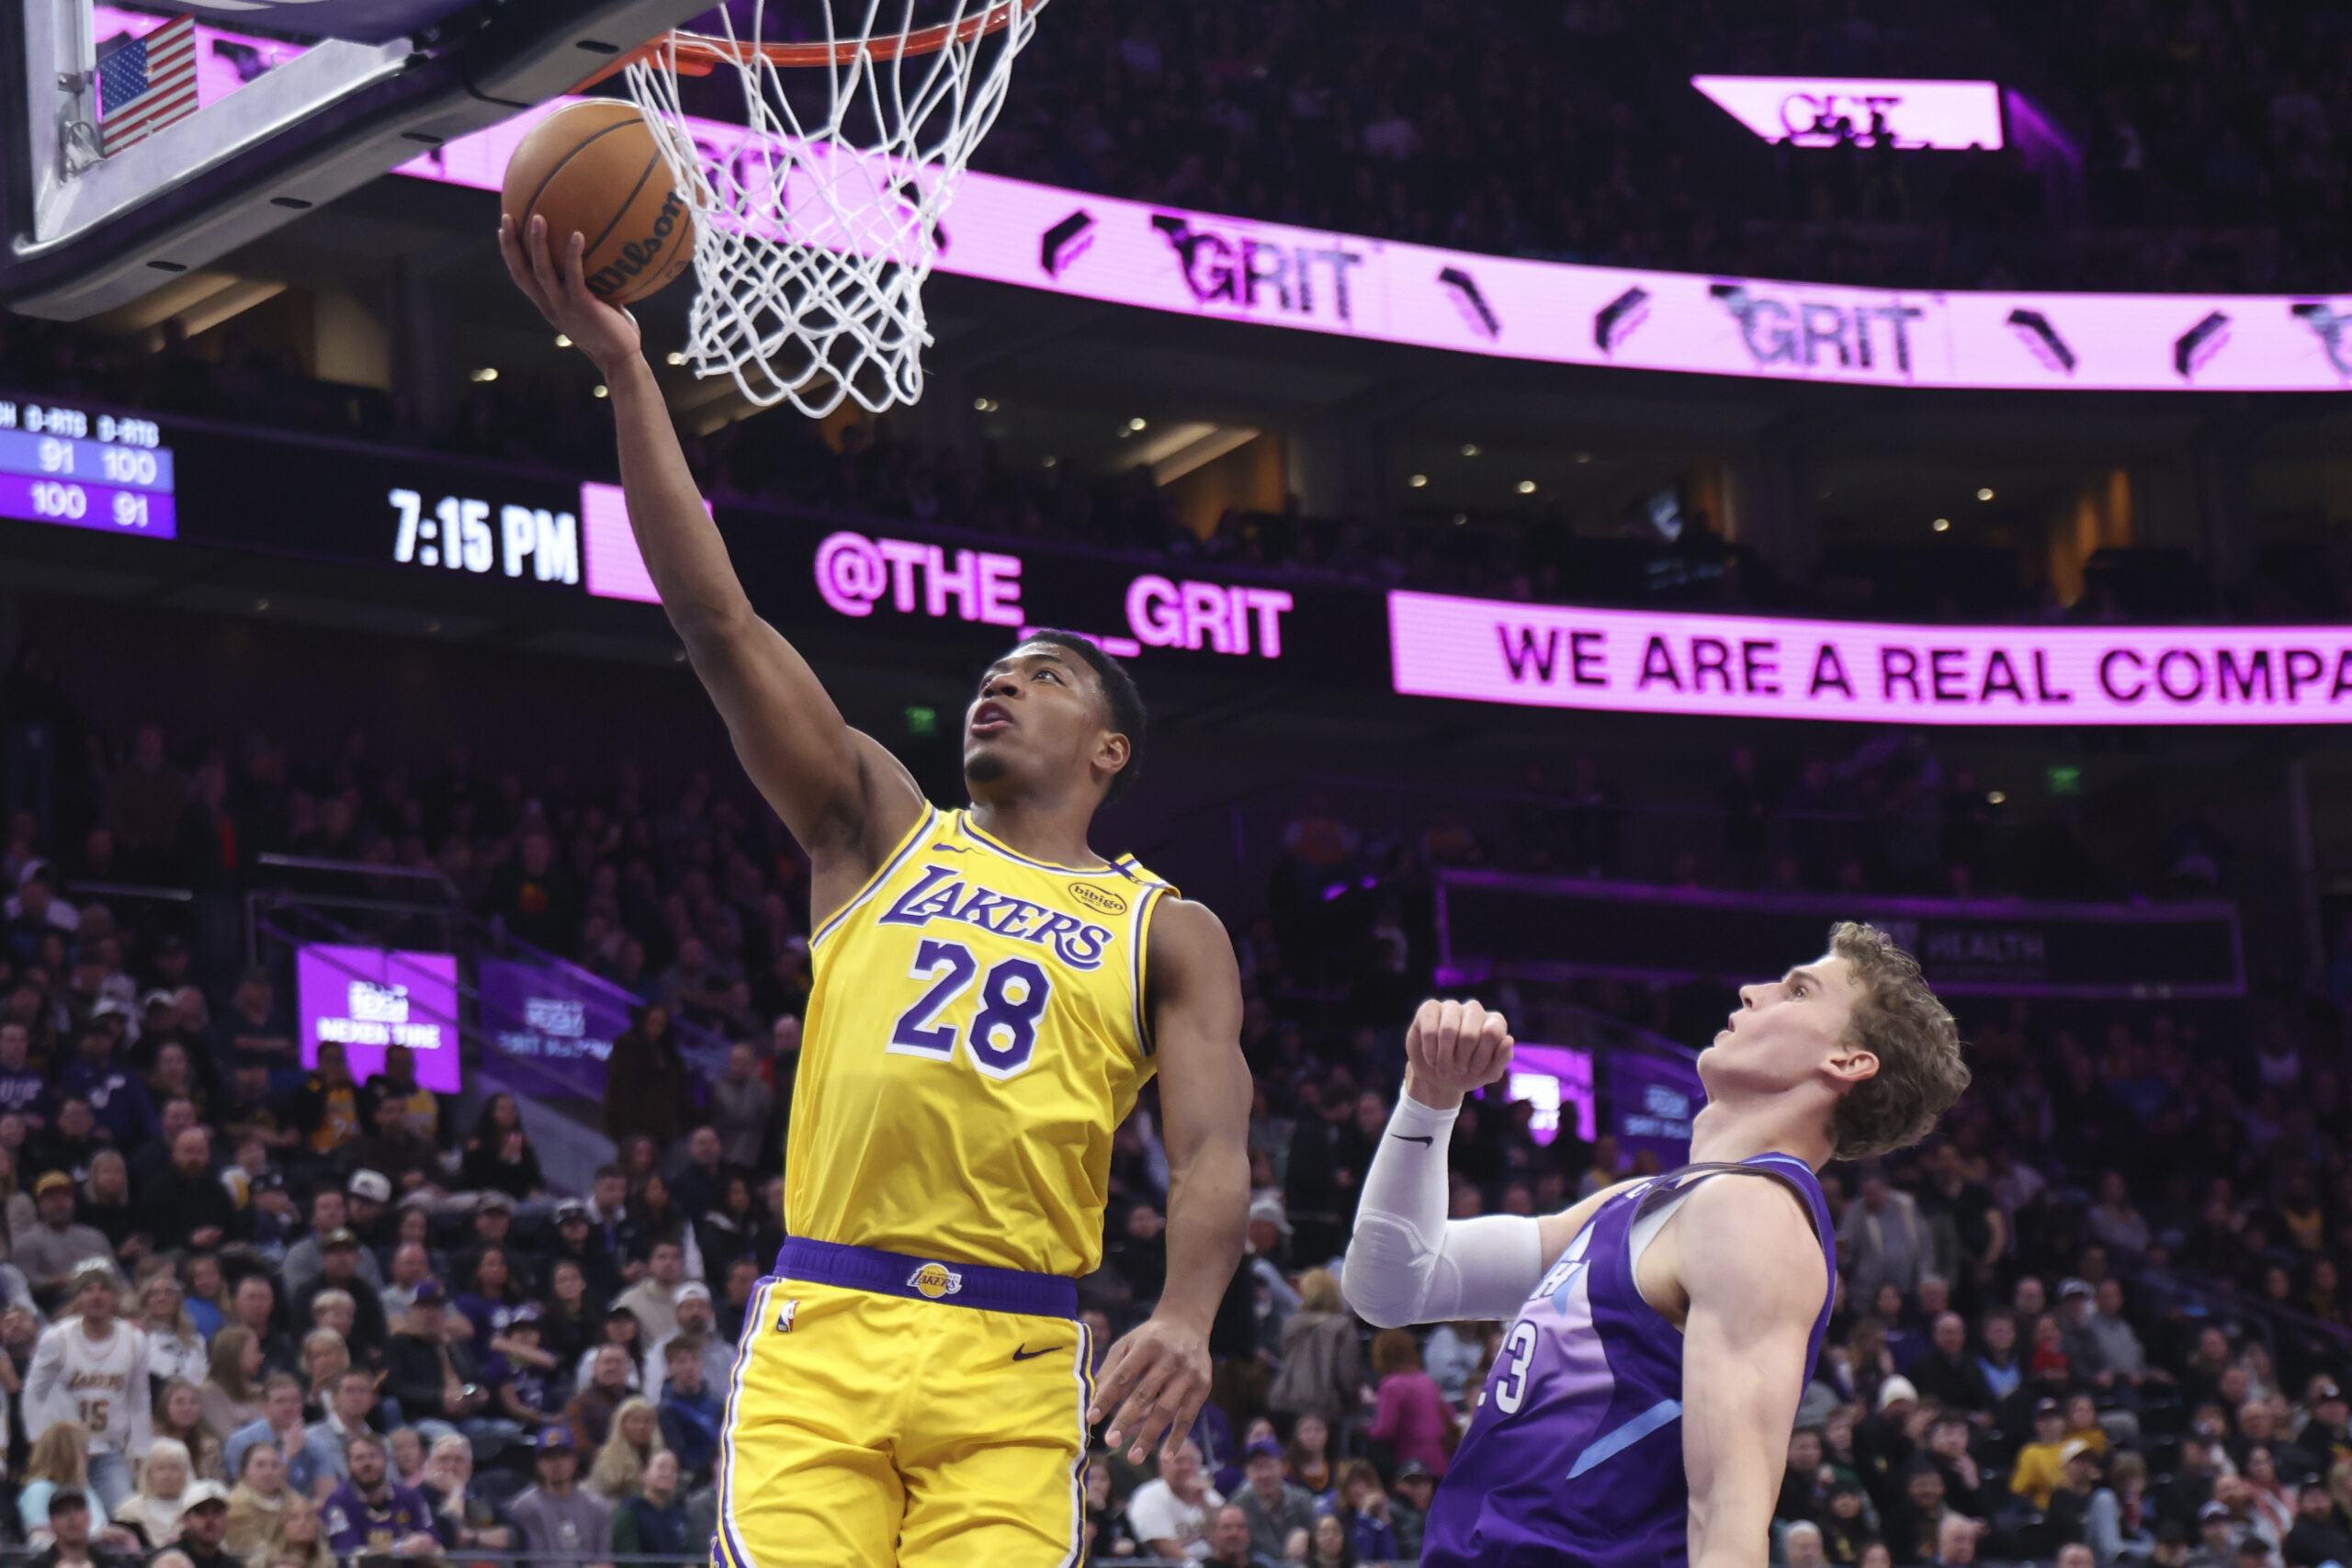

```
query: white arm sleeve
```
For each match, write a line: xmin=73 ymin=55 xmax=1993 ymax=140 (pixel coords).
xmin=1340 ymin=1093 xmax=1544 ymax=1327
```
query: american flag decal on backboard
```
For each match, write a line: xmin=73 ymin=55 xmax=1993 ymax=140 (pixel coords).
xmin=97 ymin=14 xmax=198 ymax=156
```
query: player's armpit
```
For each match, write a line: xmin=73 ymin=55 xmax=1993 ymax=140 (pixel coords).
xmin=1677 ymin=1177 xmax=1827 ymax=1568
xmin=1532 ymin=1178 xmax=1650 ymax=1270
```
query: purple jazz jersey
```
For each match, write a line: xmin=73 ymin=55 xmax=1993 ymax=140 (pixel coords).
xmin=1422 ymin=1153 xmax=1837 ymax=1568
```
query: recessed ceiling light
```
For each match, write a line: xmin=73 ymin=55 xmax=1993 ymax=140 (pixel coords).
xmin=1460 ymin=443 xmax=1481 ymax=457
xmin=1931 ymin=517 xmax=1950 ymax=532
xmin=1126 ymin=417 xmax=1148 ymax=432
xmin=1452 ymin=512 xmax=1469 ymax=526
xmin=665 ymin=351 xmax=686 ymax=367
xmin=593 ymin=384 xmax=609 ymax=399
xmin=1041 ymin=455 xmax=1057 ymax=468
xmin=1408 ymin=474 xmax=1428 ymax=488
xmin=1976 ymin=487 xmax=1996 ymax=501
xmin=469 ymin=367 xmax=498 ymax=382
xmin=1573 ymin=451 xmax=1591 ymax=464
xmin=1516 ymin=479 xmax=1537 ymax=494
xmin=1987 ymin=789 xmax=2007 ymax=805
xmin=554 ymin=334 xmax=571 ymax=348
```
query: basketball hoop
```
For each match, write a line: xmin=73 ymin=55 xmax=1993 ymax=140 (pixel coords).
xmin=618 ymin=0 xmax=1046 ymax=418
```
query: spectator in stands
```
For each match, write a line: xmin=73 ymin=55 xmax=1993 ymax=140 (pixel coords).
xmin=654 ymin=1339 xmax=721 ymax=1483
xmin=111 ymin=1438 xmax=191 ymax=1551
xmin=291 ymin=1045 xmax=367 ymax=1165
xmin=585 ymin=1398 xmax=662 ymax=1503
xmin=309 ymin=1368 xmax=381 ymax=1480
xmin=1368 ymin=1327 xmax=1453 ymax=1479
xmin=615 ymin=1243 xmax=690 ymax=1347
xmin=26 ymin=1264 xmax=144 ymax=1512
xmin=708 ymin=1044 xmax=774 ymax=1170
xmin=568 ymin=1344 xmax=636 ymax=1452
xmin=610 ymin=1446 xmax=687 ymax=1556
xmin=166 ymin=1483 xmax=234 ymax=1568
xmin=419 ymin=1432 xmax=513 ymax=1555
xmin=1840 ymin=1169 xmax=1931 ymax=1306
xmin=1233 ymin=1436 xmax=1315 ymax=1562
xmin=383 ymin=1280 xmax=502 ymax=1453
xmin=224 ymin=1374 xmax=339 ymax=1503
xmin=507 ymin=1427 xmax=611 ymax=1568
xmin=140 ymin=1274 xmax=209 ymax=1390
xmin=297 ymin=1230 xmax=388 ymax=1361
xmin=605 ymin=1006 xmax=688 ymax=1150
xmin=20 ymin=1170 xmax=113 ymax=1306
xmin=209 ymin=972 xmax=294 ymax=1076
xmin=1332 ymin=1460 xmax=1400 ymax=1562
xmin=319 ymin=1431 xmax=437 ymax=1560
xmin=230 ymin=1275 xmax=298 ymax=1378
xmin=31 ymin=1487 xmax=142 ymax=1568
xmin=222 ymin=1444 xmax=292 ymax=1556
xmin=1204 ymin=1503 xmax=1259 ymax=1568
xmin=147 ymin=1129 xmax=235 ymax=1255
xmin=155 ymin=1382 xmax=224 ymax=1483
xmin=348 ymin=1096 xmax=440 ymax=1198
xmin=258 ymin=1495 xmax=334 ymax=1568
xmin=2284 ymin=1479 xmax=2352 ymax=1567
xmin=1127 ymin=1438 xmax=1222 ymax=1562
xmin=457 ymin=1096 xmax=543 ymax=1200
xmin=1269 ymin=1269 xmax=1359 ymax=1432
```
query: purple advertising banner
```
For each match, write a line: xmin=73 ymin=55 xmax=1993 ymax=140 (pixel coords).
xmin=294 ymin=944 xmax=460 ymax=1092
xmin=1608 ymin=1049 xmax=1706 ymax=1168
xmin=476 ymin=956 xmax=628 ymax=1100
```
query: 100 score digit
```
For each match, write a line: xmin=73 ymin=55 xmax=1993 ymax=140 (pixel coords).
xmin=27 ymin=481 xmax=158 ymax=530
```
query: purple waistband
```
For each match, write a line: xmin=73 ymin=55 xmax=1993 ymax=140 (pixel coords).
xmin=774 ymin=1238 xmax=1079 ymax=1319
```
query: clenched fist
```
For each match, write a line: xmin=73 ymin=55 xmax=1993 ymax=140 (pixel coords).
xmin=1403 ymin=997 xmax=1514 ymax=1111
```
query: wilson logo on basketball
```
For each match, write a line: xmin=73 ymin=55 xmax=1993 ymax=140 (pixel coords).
xmin=1068 ymin=882 xmax=1129 ymax=917
xmin=588 ymin=189 xmax=688 ymax=299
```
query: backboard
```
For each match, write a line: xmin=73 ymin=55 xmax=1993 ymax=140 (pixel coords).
xmin=2 ymin=0 xmax=714 ymax=320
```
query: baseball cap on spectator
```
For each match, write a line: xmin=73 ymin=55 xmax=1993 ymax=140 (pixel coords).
xmin=141 ymin=989 xmax=175 ymax=1014
xmin=479 ymin=1190 xmax=515 ymax=1213
xmin=2058 ymin=1278 xmax=2093 ymax=1301
xmin=347 ymin=1169 xmax=392 ymax=1204
xmin=1248 ymin=1196 xmax=1293 ymax=1235
xmin=676 ymin=1281 xmax=712 ymax=1304
xmin=180 ymin=1483 xmax=230 ymax=1511
xmin=47 ymin=1489 xmax=88 ymax=1517
xmin=412 ymin=1278 xmax=447 ymax=1306
xmin=1245 ymin=1438 xmax=1284 ymax=1461
xmin=90 ymin=996 xmax=130 ymax=1022
xmin=509 ymin=1303 xmax=543 ymax=1326
xmin=537 ymin=1427 xmax=575 ymax=1451
xmin=321 ymin=1228 xmax=360 ymax=1251
xmin=1395 ymin=1461 xmax=1431 ymax=1482
xmin=70 ymin=1258 xmax=117 ymax=1291
xmin=2063 ymin=1440 xmax=2098 ymax=1465
xmin=1876 ymin=1376 xmax=1918 ymax=1412
xmin=554 ymin=1199 xmax=589 ymax=1222
xmin=2199 ymin=1500 xmax=2232 ymax=1522
xmin=2033 ymin=1397 xmax=2064 ymax=1418
xmin=35 ymin=1171 xmax=72 ymax=1197
xmin=2312 ymin=1379 xmax=2345 ymax=1404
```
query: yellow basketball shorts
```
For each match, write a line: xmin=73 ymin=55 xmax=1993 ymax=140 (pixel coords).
xmin=714 ymin=1239 xmax=1095 ymax=1568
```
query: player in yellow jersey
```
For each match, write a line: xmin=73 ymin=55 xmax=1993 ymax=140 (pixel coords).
xmin=503 ymin=216 xmax=1251 ymax=1567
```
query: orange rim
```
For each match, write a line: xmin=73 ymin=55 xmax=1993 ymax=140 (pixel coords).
xmin=575 ymin=0 xmax=1043 ymax=88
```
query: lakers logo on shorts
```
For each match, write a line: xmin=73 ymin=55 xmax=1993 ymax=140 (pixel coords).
xmin=908 ymin=1262 xmax=963 ymax=1299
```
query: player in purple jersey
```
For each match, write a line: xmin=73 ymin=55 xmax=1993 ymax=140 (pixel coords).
xmin=1343 ymin=922 xmax=1969 ymax=1568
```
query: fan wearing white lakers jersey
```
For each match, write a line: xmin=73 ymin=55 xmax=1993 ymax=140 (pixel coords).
xmin=27 ymin=1260 xmax=151 ymax=1513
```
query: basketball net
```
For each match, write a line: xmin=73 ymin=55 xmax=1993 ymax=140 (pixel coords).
xmin=622 ymin=0 xmax=1042 ymax=418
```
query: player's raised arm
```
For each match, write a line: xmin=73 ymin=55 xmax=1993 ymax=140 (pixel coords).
xmin=1344 ymin=999 xmax=1563 ymax=1327
xmin=1678 ymin=1174 xmax=1827 ymax=1568
xmin=1092 ymin=897 xmax=1249 ymax=1466
xmin=499 ymin=214 xmax=922 ymax=879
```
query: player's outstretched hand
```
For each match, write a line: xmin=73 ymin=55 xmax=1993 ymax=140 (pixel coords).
xmin=1403 ymin=996 xmax=1514 ymax=1111
xmin=1090 ymin=1312 xmax=1212 ymax=1467
xmin=498 ymin=212 xmax=641 ymax=374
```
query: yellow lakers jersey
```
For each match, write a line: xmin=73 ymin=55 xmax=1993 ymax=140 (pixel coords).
xmin=785 ymin=804 xmax=1173 ymax=1279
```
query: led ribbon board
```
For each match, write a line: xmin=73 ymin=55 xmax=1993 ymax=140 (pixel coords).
xmin=396 ymin=99 xmax=2352 ymax=392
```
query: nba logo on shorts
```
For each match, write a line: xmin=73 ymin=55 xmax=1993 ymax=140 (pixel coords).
xmin=775 ymin=1299 xmax=797 ymax=1333
xmin=908 ymin=1263 xmax=963 ymax=1299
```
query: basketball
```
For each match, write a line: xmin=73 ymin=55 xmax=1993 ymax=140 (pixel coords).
xmin=500 ymin=100 xmax=695 ymax=307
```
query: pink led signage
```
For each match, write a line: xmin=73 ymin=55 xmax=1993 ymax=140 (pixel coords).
xmin=398 ymin=101 xmax=2352 ymax=393
xmin=1388 ymin=592 xmax=2352 ymax=726
xmin=1690 ymin=75 xmax=2004 ymax=150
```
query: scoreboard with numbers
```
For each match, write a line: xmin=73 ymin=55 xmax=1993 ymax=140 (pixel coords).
xmin=0 ymin=399 xmax=175 ymax=538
